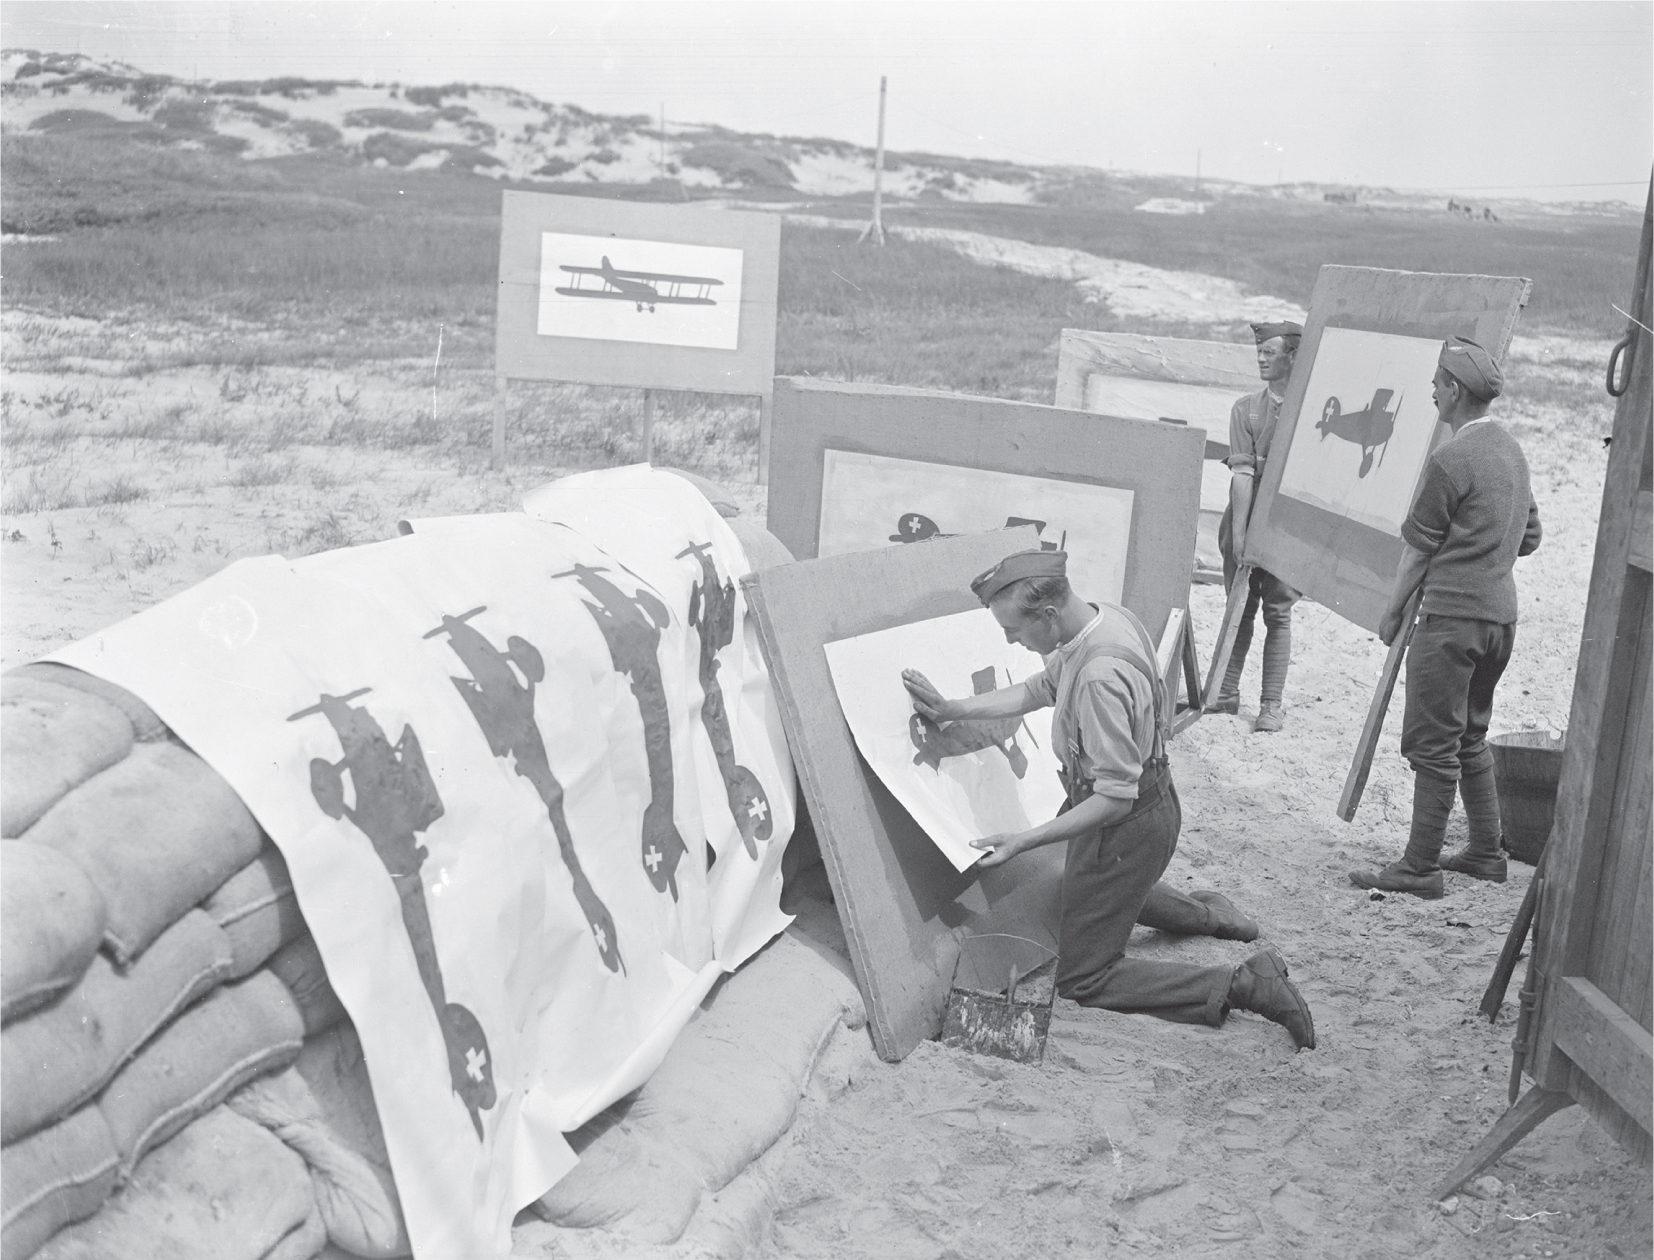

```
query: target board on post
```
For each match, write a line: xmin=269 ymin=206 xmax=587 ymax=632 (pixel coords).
xmin=492 ymin=191 xmax=781 ymax=476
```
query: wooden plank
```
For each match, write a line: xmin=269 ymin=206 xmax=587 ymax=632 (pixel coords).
xmin=641 ymin=388 xmax=656 ymax=464
xmin=1054 ymin=330 xmax=1257 ymax=411
xmin=1586 ymin=575 xmax=1652 ymax=1023
xmin=1337 ymin=592 xmax=1420 ymax=821
xmin=491 ymin=375 xmax=508 ymax=471
xmin=1551 ymin=976 xmax=1654 ymax=1131
xmin=1432 ymin=1087 xmax=1575 ymax=1200
xmin=1243 ymin=266 xmax=1532 ymax=634
xmin=1156 ymin=607 xmax=1186 ymax=685
xmin=1529 ymin=187 xmax=1652 ymax=1092
xmin=765 ymin=378 xmax=1205 ymax=644
xmin=495 ymin=191 xmax=780 ymax=395
xmin=1629 ymin=489 xmax=1652 ymax=572
xmin=1201 ymin=564 xmax=1253 ymax=708
xmin=756 ymin=391 xmax=774 ymax=488
xmin=742 ymin=527 xmax=1066 ymax=1062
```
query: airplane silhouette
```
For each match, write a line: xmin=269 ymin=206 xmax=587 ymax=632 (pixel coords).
xmin=556 ymin=256 xmax=722 ymax=313
xmin=1315 ymin=388 xmax=1402 ymax=478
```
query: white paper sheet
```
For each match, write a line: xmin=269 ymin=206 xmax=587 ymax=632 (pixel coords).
xmin=824 ymin=609 xmax=1066 ymax=872
xmin=1274 ymin=327 xmax=1446 ymax=535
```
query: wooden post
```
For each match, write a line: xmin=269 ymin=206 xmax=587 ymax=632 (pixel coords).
xmin=858 ymin=77 xmax=887 ymax=247
xmin=1336 ymin=591 xmax=1421 ymax=822
xmin=756 ymin=391 xmax=773 ymax=487
xmin=1201 ymin=564 xmax=1253 ymax=708
xmin=491 ymin=376 xmax=508 ymax=471
xmin=641 ymin=389 xmax=656 ymax=464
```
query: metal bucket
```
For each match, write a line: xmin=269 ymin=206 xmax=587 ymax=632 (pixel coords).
xmin=1489 ymin=731 xmax=1566 ymax=865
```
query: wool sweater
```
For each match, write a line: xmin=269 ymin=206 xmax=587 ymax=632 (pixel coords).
xmin=1401 ymin=420 xmax=1541 ymax=624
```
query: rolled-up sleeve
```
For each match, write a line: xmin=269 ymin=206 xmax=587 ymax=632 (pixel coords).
xmin=1224 ymin=395 xmax=1257 ymax=473
xmin=1022 ymin=669 xmax=1057 ymax=709
xmin=1519 ymin=497 xmax=1542 ymax=556
xmin=1400 ymin=457 xmax=1460 ymax=556
xmin=1072 ymin=669 xmax=1147 ymax=801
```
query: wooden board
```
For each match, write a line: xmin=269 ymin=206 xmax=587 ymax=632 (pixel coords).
xmin=742 ymin=527 xmax=1073 ymax=1062
xmin=1054 ymin=329 xmax=1258 ymax=455
xmin=494 ymin=191 xmax=779 ymax=396
xmin=765 ymin=378 xmax=1205 ymax=644
xmin=1242 ymin=266 xmax=1531 ymax=634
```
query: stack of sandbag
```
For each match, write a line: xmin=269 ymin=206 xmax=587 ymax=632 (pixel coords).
xmin=1 ymin=666 xmax=412 ymax=1260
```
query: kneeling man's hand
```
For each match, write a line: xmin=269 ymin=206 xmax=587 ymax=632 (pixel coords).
xmin=902 ymin=669 xmax=958 ymax=722
xmin=972 ymin=831 xmax=1032 ymax=868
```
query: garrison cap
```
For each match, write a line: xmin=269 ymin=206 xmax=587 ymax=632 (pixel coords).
xmin=971 ymin=549 xmax=1068 ymax=605
xmin=1250 ymin=320 xmax=1303 ymax=346
xmin=1439 ymin=336 xmax=1503 ymax=401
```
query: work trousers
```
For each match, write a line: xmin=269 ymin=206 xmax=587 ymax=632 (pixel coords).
xmin=1055 ymin=763 xmax=1236 ymax=1026
xmin=1400 ymin=614 xmax=1517 ymax=781
xmin=1219 ymin=507 xmax=1299 ymax=702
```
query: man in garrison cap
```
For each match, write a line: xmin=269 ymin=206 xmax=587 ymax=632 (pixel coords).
xmin=1351 ymin=337 xmax=1542 ymax=899
xmin=902 ymin=549 xmax=1316 ymax=1049
xmin=1211 ymin=320 xmax=1305 ymax=732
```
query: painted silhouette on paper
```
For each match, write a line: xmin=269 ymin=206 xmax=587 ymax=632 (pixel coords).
xmin=424 ymin=608 xmax=624 ymax=974
xmin=555 ymin=563 xmax=689 ymax=900
xmin=678 ymin=542 xmax=772 ymax=860
xmin=554 ymin=256 xmax=722 ymax=314
xmin=289 ymin=689 xmax=496 ymax=1140
xmin=910 ymin=666 xmax=1031 ymax=779
xmin=1315 ymin=388 xmax=1402 ymax=477
xmin=890 ymin=513 xmax=1065 ymax=552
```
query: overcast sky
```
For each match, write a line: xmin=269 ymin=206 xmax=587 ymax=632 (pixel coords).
xmin=6 ymin=1 xmax=1650 ymax=202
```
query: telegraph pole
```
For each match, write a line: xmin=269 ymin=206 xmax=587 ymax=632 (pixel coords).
xmin=858 ymin=76 xmax=887 ymax=246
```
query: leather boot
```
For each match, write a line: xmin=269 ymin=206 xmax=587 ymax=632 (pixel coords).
xmin=1189 ymin=891 xmax=1259 ymax=941
xmin=1228 ymin=945 xmax=1315 ymax=1049
xmin=1442 ymin=761 xmax=1507 ymax=882
xmin=1349 ymin=770 xmax=1454 ymax=899
xmin=1206 ymin=690 xmax=1240 ymax=716
xmin=1253 ymin=701 xmax=1284 ymax=733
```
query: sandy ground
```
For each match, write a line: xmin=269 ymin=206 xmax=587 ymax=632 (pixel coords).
xmin=2 ymin=308 xmax=1647 ymax=1259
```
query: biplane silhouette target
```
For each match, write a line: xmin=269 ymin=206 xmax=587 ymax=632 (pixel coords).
xmin=555 ymin=255 xmax=724 ymax=314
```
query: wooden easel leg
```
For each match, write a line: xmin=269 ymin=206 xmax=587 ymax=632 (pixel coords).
xmin=491 ymin=376 xmax=507 ymax=471
xmin=641 ymin=388 xmax=656 ymax=465
xmin=1201 ymin=564 xmax=1252 ymax=709
xmin=757 ymin=392 xmax=773 ymax=487
xmin=1173 ymin=607 xmax=1206 ymax=735
xmin=1430 ymin=1087 xmax=1574 ymax=1200
xmin=1336 ymin=595 xmax=1420 ymax=822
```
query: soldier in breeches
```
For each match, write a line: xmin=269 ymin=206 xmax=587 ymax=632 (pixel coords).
xmin=1212 ymin=320 xmax=1305 ymax=733
xmin=903 ymin=550 xmax=1316 ymax=1048
xmin=1350 ymin=337 xmax=1542 ymax=899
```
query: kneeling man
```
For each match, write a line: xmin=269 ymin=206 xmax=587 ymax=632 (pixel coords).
xmin=903 ymin=550 xmax=1315 ymax=1048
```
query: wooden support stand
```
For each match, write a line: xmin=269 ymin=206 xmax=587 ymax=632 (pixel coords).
xmin=1337 ymin=591 xmax=1421 ymax=822
xmin=1156 ymin=607 xmax=1206 ymax=736
xmin=1431 ymin=1087 xmax=1576 ymax=1201
xmin=641 ymin=389 xmax=656 ymax=464
xmin=1201 ymin=563 xmax=1252 ymax=709
xmin=491 ymin=376 xmax=507 ymax=471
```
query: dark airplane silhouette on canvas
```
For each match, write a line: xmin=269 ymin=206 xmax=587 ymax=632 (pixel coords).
xmin=1315 ymin=388 xmax=1402 ymax=477
xmin=556 ymin=256 xmax=722 ymax=313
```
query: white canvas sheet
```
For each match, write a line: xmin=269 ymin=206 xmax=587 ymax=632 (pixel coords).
xmin=1274 ymin=327 xmax=1446 ymax=535
xmin=48 ymin=468 xmax=793 ymax=1258
xmin=817 ymin=449 xmax=1135 ymax=605
xmin=824 ymin=609 xmax=1065 ymax=872
xmin=537 ymin=231 xmax=745 ymax=349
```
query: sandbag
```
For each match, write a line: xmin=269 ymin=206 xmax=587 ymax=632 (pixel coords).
xmin=0 ymin=1106 xmax=120 ymax=1260
xmin=98 ymin=970 xmax=304 ymax=1175
xmin=726 ymin=516 xmax=795 ymax=573
xmin=203 ymin=845 xmax=305 ymax=978
xmin=268 ymin=933 xmax=348 ymax=1037
xmin=1 ymin=676 xmax=134 ymax=839
xmin=231 ymin=1063 xmax=409 ymax=1259
xmin=7 ymin=664 xmax=168 ymax=743
xmin=658 ymin=468 xmax=740 ymax=518
xmin=24 ymin=741 xmax=265 ymax=964
xmin=3 ymin=910 xmax=235 ymax=1144
xmin=1 ymin=842 xmax=107 ymax=1024
xmin=534 ymin=931 xmax=860 ymax=1243
xmin=35 ymin=1106 xmax=326 ymax=1260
